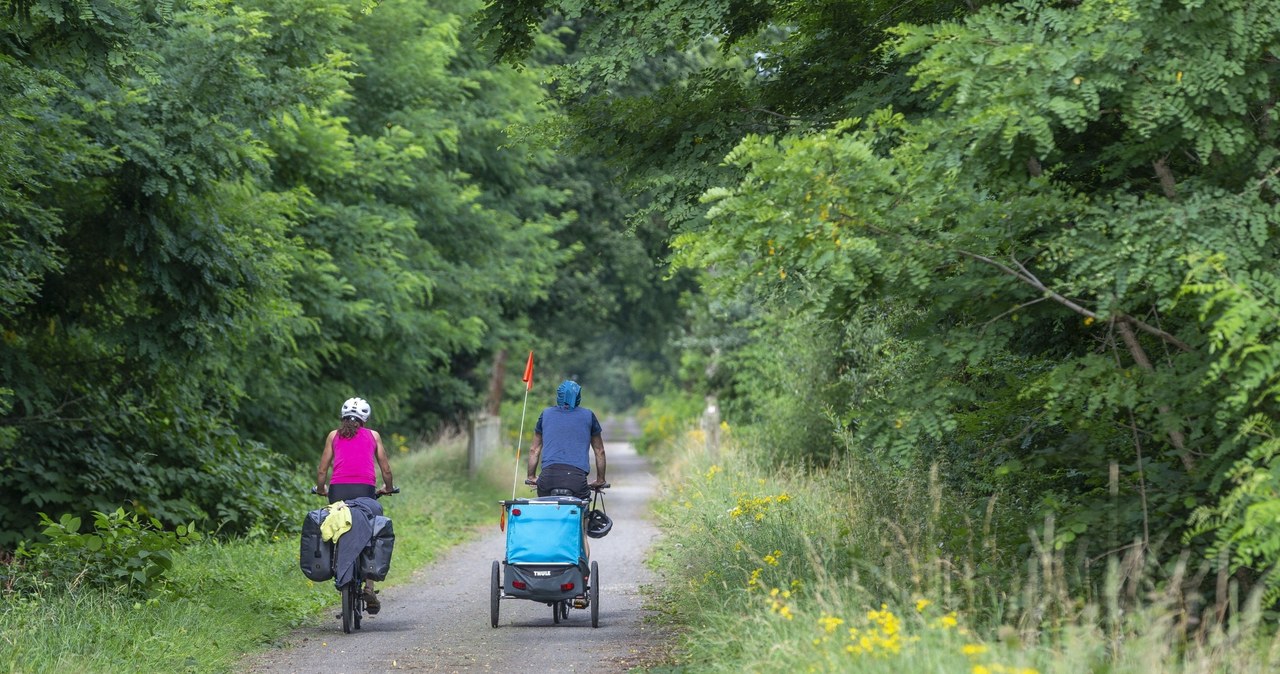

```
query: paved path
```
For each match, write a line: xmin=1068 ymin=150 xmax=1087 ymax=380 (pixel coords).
xmin=242 ymin=434 xmax=667 ymax=673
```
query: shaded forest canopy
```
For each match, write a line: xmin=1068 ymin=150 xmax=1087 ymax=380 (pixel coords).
xmin=4 ymin=0 xmax=1280 ymax=611
xmin=0 ymin=0 xmax=686 ymax=544
xmin=479 ymin=0 xmax=1280 ymax=606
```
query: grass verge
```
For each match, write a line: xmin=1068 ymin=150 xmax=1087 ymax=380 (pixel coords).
xmin=644 ymin=432 xmax=1280 ymax=673
xmin=0 ymin=435 xmax=507 ymax=673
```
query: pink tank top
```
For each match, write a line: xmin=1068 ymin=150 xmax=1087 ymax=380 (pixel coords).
xmin=331 ymin=427 xmax=376 ymax=485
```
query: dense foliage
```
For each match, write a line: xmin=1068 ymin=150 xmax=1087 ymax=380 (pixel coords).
xmin=0 ymin=0 xmax=685 ymax=546
xmin=18 ymin=509 xmax=200 ymax=595
xmin=484 ymin=0 xmax=1280 ymax=607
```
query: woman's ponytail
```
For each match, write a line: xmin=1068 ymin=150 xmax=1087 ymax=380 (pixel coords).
xmin=338 ymin=417 xmax=362 ymax=439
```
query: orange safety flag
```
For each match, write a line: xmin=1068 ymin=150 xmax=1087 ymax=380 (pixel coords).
xmin=521 ymin=350 xmax=534 ymax=391
xmin=499 ymin=507 xmax=507 ymax=532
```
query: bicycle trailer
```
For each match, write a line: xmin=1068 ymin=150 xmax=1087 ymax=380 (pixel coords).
xmin=501 ymin=496 xmax=586 ymax=600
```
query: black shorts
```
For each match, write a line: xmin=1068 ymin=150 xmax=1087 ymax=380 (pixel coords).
xmin=537 ymin=464 xmax=589 ymax=499
xmin=329 ymin=483 xmax=375 ymax=503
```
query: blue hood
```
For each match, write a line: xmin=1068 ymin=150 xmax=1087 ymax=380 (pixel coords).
xmin=556 ymin=380 xmax=582 ymax=410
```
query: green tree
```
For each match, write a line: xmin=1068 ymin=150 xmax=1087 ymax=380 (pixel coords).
xmin=0 ymin=0 xmax=574 ymax=543
xmin=678 ymin=0 xmax=1280 ymax=591
xmin=483 ymin=0 xmax=1280 ymax=602
xmin=0 ymin=0 xmax=330 ymax=544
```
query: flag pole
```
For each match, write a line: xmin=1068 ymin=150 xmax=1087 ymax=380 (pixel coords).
xmin=512 ymin=351 xmax=534 ymax=500
xmin=511 ymin=388 xmax=530 ymax=500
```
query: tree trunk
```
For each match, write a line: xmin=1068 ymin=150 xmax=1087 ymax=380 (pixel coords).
xmin=1115 ymin=320 xmax=1193 ymax=471
xmin=486 ymin=348 xmax=507 ymax=416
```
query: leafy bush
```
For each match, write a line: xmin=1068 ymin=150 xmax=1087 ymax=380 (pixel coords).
xmin=18 ymin=509 xmax=200 ymax=595
xmin=635 ymin=386 xmax=705 ymax=453
xmin=0 ymin=435 xmax=508 ymax=673
xmin=651 ymin=436 xmax=1280 ymax=673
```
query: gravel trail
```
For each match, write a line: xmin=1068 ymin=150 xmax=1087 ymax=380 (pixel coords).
xmin=242 ymin=433 xmax=668 ymax=673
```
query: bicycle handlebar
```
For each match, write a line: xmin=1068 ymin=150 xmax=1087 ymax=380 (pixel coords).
xmin=311 ymin=486 xmax=400 ymax=498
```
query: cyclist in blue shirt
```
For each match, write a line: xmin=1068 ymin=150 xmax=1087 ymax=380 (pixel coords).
xmin=525 ymin=380 xmax=606 ymax=498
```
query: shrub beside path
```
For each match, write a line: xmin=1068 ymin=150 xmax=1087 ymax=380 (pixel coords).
xmin=241 ymin=435 xmax=670 ymax=673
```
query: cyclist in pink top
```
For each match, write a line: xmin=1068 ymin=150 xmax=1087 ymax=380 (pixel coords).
xmin=315 ymin=396 xmax=394 ymax=612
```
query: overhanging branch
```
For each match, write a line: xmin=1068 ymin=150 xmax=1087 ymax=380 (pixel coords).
xmin=955 ymin=249 xmax=1193 ymax=353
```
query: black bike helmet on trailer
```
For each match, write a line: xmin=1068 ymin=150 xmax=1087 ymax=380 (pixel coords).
xmin=587 ymin=509 xmax=612 ymax=538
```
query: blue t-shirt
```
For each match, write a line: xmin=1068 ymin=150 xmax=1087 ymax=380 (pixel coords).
xmin=534 ymin=406 xmax=602 ymax=473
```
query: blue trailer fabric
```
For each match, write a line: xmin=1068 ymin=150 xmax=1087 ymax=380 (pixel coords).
xmin=505 ymin=498 xmax=584 ymax=564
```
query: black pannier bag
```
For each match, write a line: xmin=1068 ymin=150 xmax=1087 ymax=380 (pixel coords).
xmin=299 ymin=508 xmax=333 ymax=582
xmin=360 ymin=515 xmax=395 ymax=581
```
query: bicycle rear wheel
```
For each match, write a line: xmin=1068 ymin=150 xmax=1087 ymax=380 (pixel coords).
xmin=353 ymin=582 xmax=362 ymax=630
xmin=341 ymin=582 xmax=354 ymax=634
xmin=490 ymin=560 xmax=500 ymax=628
xmin=589 ymin=561 xmax=600 ymax=628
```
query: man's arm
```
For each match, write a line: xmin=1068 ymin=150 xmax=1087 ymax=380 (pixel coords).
xmin=372 ymin=430 xmax=394 ymax=493
xmin=526 ymin=433 xmax=542 ymax=484
xmin=589 ymin=434 xmax=606 ymax=487
xmin=316 ymin=431 xmax=336 ymax=495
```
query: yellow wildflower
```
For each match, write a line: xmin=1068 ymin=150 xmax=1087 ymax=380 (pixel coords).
xmin=961 ymin=643 xmax=988 ymax=657
xmin=768 ymin=587 xmax=794 ymax=620
xmin=915 ymin=598 xmax=932 ymax=613
xmin=818 ymin=613 xmax=845 ymax=634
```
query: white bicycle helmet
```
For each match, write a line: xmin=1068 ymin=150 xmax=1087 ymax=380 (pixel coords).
xmin=340 ymin=397 xmax=371 ymax=422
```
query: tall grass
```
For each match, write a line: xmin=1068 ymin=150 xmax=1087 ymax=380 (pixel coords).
xmin=647 ymin=431 xmax=1280 ymax=673
xmin=0 ymin=435 xmax=508 ymax=673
